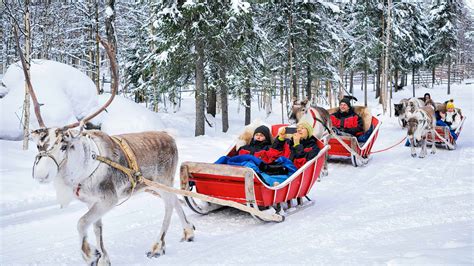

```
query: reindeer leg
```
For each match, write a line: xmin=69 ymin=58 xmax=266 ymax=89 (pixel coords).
xmin=410 ymin=138 xmax=417 ymax=157
xmin=147 ymin=191 xmax=174 ymax=258
xmin=170 ymin=194 xmax=195 ymax=242
xmin=78 ymin=200 xmax=116 ymax=266
xmin=93 ymin=219 xmax=110 ymax=266
xmin=419 ymin=137 xmax=427 ymax=158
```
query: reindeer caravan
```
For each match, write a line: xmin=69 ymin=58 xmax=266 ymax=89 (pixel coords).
xmin=394 ymin=95 xmax=466 ymax=153
xmin=290 ymin=98 xmax=381 ymax=167
xmin=21 ymin=36 xmax=331 ymax=264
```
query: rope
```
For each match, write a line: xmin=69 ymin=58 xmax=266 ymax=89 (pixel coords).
xmin=370 ymin=136 xmax=407 ymax=154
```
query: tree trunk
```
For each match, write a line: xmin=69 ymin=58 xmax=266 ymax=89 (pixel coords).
xmin=431 ymin=66 xmax=435 ymax=88
xmin=364 ymin=66 xmax=368 ymax=107
xmin=306 ymin=63 xmax=312 ymax=100
xmin=394 ymin=68 xmax=399 ymax=91
xmin=105 ymin=0 xmax=117 ymax=93
xmin=280 ymin=72 xmax=285 ymax=123
xmin=349 ymin=70 xmax=354 ymax=94
xmin=94 ymin=0 xmax=101 ymax=94
xmin=412 ymin=67 xmax=415 ymax=97
xmin=220 ymin=68 xmax=229 ymax=132
xmin=376 ymin=59 xmax=381 ymax=99
xmin=22 ymin=0 xmax=32 ymax=150
xmin=447 ymin=56 xmax=451 ymax=94
xmin=207 ymin=86 xmax=216 ymax=117
xmin=195 ymin=39 xmax=205 ymax=136
xmin=244 ymin=78 xmax=251 ymax=125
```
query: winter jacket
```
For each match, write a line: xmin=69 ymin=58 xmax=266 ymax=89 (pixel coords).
xmin=442 ymin=110 xmax=461 ymax=130
xmin=272 ymin=136 xmax=321 ymax=169
xmin=238 ymin=140 xmax=269 ymax=161
xmin=330 ymin=108 xmax=364 ymax=137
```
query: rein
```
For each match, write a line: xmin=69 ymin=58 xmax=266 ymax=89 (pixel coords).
xmin=370 ymin=136 xmax=407 ymax=154
xmin=308 ymin=108 xmax=331 ymax=133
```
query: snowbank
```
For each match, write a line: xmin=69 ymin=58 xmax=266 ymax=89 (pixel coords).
xmin=0 ymin=60 xmax=98 ymax=140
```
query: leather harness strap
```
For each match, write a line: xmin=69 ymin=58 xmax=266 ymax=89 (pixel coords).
xmin=94 ymin=136 xmax=142 ymax=191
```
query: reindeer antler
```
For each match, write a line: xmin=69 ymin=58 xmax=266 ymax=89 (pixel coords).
xmin=63 ymin=36 xmax=118 ymax=130
xmin=13 ymin=24 xmax=46 ymax=128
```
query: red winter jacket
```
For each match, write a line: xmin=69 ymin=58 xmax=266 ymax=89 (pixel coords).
xmin=272 ymin=136 xmax=320 ymax=169
xmin=238 ymin=140 xmax=282 ymax=164
xmin=330 ymin=108 xmax=364 ymax=137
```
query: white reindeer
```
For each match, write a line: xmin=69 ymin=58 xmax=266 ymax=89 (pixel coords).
xmin=406 ymin=107 xmax=437 ymax=158
xmin=26 ymin=39 xmax=194 ymax=265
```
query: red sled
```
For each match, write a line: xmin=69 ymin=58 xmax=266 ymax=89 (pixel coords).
xmin=430 ymin=113 xmax=466 ymax=150
xmin=326 ymin=106 xmax=381 ymax=167
xmin=179 ymin=124 xmax=329 ymax=222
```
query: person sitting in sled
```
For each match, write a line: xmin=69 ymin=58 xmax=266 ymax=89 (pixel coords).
xmin=437 ymin=101 xmax=461 ymax=140
xmin=237 ymin=125 xmax=272 ymax=158
xmin=330 ymin=97 xmax=364 ymax=138
xmin=272 ymin=121 xmax=320 ymax=169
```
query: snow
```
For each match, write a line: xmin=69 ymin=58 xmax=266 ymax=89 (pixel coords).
xmin=0 ymin=60 xmax=98 ymax=140
xmin=0 ymin=61 xmax=473 ymax=264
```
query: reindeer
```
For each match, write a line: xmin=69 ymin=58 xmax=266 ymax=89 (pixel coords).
xmin=406 ymin=106 xmax=437 ymax=158
xmin=289 ymin=98 xmax=332 ymax=140
xmin=21 ymin=36 xmax=194 ymax=265
xmin=394 ymin=98 xmax=409 ymax=128
xmin=405 ymin=97 xmax=425 ymax=118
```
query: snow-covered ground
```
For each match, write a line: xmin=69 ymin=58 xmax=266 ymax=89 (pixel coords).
xmin=1 ymin=75 xmax=473 ymax=264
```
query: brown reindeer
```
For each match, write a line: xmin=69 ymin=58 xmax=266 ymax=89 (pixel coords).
xmin=22 ymin=35 xmax=194 ymax=265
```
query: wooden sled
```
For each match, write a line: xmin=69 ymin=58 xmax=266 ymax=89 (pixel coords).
xmin=429 ymin=115 xmax=466 ymax=150
xmin=180 ymin=124 xmax=329 ymax=222
xmin=326 ymin=106 xmax=381 ymax=167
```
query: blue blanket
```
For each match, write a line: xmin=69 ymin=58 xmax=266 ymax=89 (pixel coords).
xmin=215 ymin=155 xmax=297 ymax=186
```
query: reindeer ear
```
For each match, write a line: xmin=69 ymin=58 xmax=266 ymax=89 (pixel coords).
xmin=292 ymin=97 xmax=298 ymax=105
xmin=302 ymin=98 xmax=309 ymax=106
xmin=30 ymin=129 xmax=41 ymax=142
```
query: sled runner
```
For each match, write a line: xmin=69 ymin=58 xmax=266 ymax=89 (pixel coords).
xmin=180 ymin=124 xmax=329 ymax=222
xmin=326 ymin=106 xmax=381 ymax=167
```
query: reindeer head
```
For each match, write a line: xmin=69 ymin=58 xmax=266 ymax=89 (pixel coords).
xmin=406 ymin=112 xmax=426 ymax=141
xmin=31 ymin=128 xmax=79 ymax=183
xmin=394 ymin=103 xmax=404 ymax=117
xmin=17 ymin=37 xmax=118 ymax=184
xmin=289 ymin=98 xmax=309 ymax=124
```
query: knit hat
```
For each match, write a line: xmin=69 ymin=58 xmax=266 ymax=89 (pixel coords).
xmin=424 ymin=93 xmax=431 ymax=99
xmin=339 ymin=97 xmax=351 ymax=108
xmin=446 ymin=101 xmax=455 ymax=109
xmin=297 ymin=121 xmax=314 ymax=138
xmin=253 ymin=125 xmax=271 ymax=143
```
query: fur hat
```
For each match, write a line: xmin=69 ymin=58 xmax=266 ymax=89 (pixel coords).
xmin=339 ymin=97 xmax=351 ymax=108
xmin=253 ymin=125 xmax=271 ymax=143
xmin=446 ymin=101 xmax=455 ymax=109
xmin=297 ymin=121 xmax=313 ymax=138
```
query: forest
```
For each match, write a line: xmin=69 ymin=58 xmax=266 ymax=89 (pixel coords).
xmin=1 ymin=0 xmax=473 ymax=136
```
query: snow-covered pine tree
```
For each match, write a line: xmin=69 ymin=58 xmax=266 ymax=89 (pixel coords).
xmin=426 ymin=1 xmax=461 ymax=94
xmin=347 ymin=0 xmax=381 ymax=107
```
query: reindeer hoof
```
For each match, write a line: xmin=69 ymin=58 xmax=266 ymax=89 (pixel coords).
xmin=418 ymin=154 xmax=425 ymax=158
xmin=147 ymin=242 xmax=165 ymax=258
xmin=146 ymin=250 xmax=165 ymax=258
xmin=411 ymin=153 xmax=417 ymax=158
xmin=89 ymin=250 xmax=102 ymax=266
xmin=181 ymin=227 xmax=195 ymax=242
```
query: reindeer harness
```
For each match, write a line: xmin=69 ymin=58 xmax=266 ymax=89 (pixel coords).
xmin=75 ymin=136 xmax=142 ymax=199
